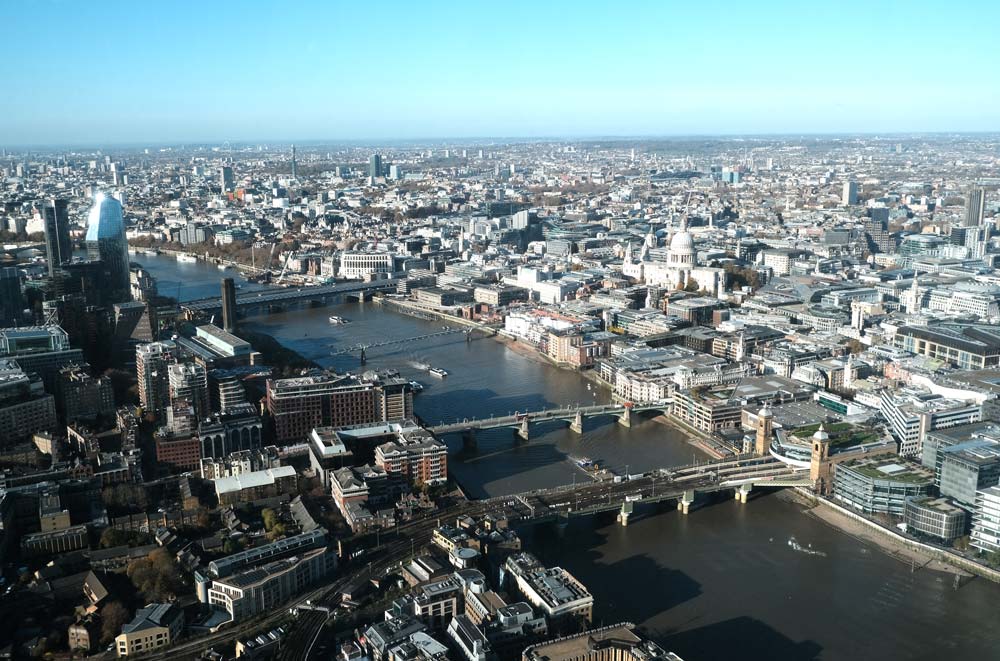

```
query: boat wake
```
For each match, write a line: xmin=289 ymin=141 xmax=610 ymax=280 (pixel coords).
xmin=787 ymin=536 xmax=827 ymax=557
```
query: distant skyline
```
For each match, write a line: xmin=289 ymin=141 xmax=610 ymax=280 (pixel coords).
xmin=2 ymin=0 xmax=998 ymax=146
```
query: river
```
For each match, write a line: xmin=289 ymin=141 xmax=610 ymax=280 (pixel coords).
xmin=135 ymin=252 xmax=1000 ymax=661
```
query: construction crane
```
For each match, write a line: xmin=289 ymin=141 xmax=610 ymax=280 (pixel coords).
xmin=276 ymin=250 xmax=295 ymax=284
xmin=267 ymin=242 xmax=278 ymax=271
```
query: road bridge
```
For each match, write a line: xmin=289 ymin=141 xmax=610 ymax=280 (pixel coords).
xmin=180 ymin=278 xmax=401 ymax=315
xmin=428 ymin=401 xmax=672 ymax=441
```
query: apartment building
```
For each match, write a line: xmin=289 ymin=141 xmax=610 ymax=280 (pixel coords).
xmin=266 ymin=372 xmax=413 ymax=444
xmin=114 ymin=603 xmax=183 ymax=657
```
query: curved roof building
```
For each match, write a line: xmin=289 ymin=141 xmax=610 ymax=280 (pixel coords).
xmin=85 ymin=193 xmax=131 ymax=303
xmin=86 ymin=193 xmax=125 ymax=241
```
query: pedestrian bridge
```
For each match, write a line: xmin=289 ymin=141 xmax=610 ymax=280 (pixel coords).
xmin=428 ymin=401 xmax=672 ymax=440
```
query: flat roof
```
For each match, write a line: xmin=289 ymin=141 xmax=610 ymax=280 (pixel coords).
xmin=214 ymin=465 xmax=297 ymax=495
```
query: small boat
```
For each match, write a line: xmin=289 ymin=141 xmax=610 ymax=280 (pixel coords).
xmin=408 ymin=380 xmax=424 ymax=392
xmin=428 ymin=367 xmax=448 ymax=378
xmin=143 ymin=249 xmax=159 ymax=256
xmin=328 ymin=316 xmax=349 ymax=325
xmin=176 ymin=253 xmax=197 ymax=263
xmin=218 ymin=263 xmax=229 ymax=270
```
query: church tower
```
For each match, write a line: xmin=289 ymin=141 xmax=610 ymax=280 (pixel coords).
xmin=755 ymin=404 xmax=773 ymax=456
xmin=809 ymin=425 xmax=832 ymax=494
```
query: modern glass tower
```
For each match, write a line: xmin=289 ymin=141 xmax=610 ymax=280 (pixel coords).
xmin=85 ymin=193 xmax=131 ymax=303
xmin=42 ymin=198 xmax=72 ymax=277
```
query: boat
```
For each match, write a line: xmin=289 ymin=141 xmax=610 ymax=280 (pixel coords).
xmin=143 ymin=249 xmax=159 ymax=256
xmin=328 ymin=315 xmax=349 ymax=325
xmin=217 ymin=263 xmax=229 ymax=270
xmin=408 ymin=380 xmax=425 ymax=392
xmin=570 ymin=456 xmax=594 ymax=468
xmin=428 ymin=367 xmax=449 ymax=378
xmin=176 ymin=253 xmax=197 ymax=263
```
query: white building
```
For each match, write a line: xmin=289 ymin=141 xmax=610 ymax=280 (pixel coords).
xmin=621 ymin=218 xmax=725 ymax=296
xmin=880 ymin=388 xmax=983 ymax=458
xmin=971 ymin=485 xmax=1000 ymax=554
xmin=205 ymin=547 xmax=335 ymax=623
xmin=339 ymin=251 xmax=395 ymax=279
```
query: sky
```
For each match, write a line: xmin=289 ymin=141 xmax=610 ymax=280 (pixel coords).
xmin=1 ymin=0 xmax=998 ymax=146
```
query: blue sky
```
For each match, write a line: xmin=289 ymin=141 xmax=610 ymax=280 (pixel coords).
xmin=1 ymin=0 xmax=998 ymax=145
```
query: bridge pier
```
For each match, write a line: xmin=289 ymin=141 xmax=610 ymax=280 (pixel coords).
xmin=515 ymin=417 xmax=530 ymax=442
xmin=677 ymin=489 xmax=695 ymax=515
xmin=735 ymin=483 xmax=752 ymax=504
xmin=617 ymin=501 xmax=634 ymax=526
xmin=360 ymin=347 xmax=367 ymax=364
xmin=618 ymin=405 xmax=632 ymax=428
xmin=569 ymin=411 xmax=584 ymax=434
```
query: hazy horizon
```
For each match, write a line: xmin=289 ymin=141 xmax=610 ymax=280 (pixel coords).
xmin=2 ymin=0 xmax=998 ymax=145
xmin=8 ymin=131 xmax=1000 ymax=153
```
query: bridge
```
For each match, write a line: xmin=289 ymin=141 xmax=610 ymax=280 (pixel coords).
xmin=428 ymin=401 xmax=672 ymax=441
xmin=329 ymin=327 xmax=476 ymax=362
xmin=180 ymin=278 xmax=401 ymax=315
xmin=496 ymin=453 xmax=812 ymax=524
xmin=150 ymin=451 xmax=811 ymax=660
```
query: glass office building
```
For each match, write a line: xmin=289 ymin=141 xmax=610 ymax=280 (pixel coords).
xmin=85 ymin=193 xmax=131 ymax=303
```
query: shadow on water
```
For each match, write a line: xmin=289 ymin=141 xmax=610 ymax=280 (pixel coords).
xmin=527 ymin=520 xmax=703 ymax=621
xmin=415 ymin=388 xmax=561 ymax=424
xmin=653 ymin=617 xmax=822 ymax=661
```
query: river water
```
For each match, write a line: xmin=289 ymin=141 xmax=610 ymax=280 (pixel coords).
xmin=135 ymin=252 xmax=1000 ymax=661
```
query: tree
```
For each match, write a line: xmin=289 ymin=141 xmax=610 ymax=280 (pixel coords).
xmin=261 ymin=508 xmax=278 ymax=532
xmin=723 ymin=263 xmax=762 ymax=291
xmin=100 ymin=528 xmax=128 ymax=549
xmin=983 ymin=550 xmax=1000 ymax=568
xmin=844 ymin=338 xmax=865 ymax=355
xmin=101 ymin=528 xmax=151 ymax=548
xmin=100 ymin=601 xmax=130 ymax=645
xmin=127 ymin=548 xmax=186 ymax=602
xmin=195 ymin=508 xmax=211 ymax=531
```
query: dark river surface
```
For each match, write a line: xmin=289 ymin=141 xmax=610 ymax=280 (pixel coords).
xmin=136 ymin=252 xmax=1000 ymax=661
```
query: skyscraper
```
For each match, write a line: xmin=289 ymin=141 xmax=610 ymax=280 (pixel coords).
xmin=42 ymin=198 xmax=72 ymax=277
xmin=964 ymin=187 xmax=986 ymax=227
xmin=291 ymin=145 xmax=298 ymax=178
xmin=85 ymin=193 xmax=131 ymax=303
xmin=0 ymin=267 xmax=24 ymax=325
xmin=136 ymin=340 xmax=176 ymax=418
xmin=168 ymin=362 xmax=210 ymax=420
xmin=842 ymin=181 xmax=859 ymax=206
xmin=220 ymin=166 xmax=235 ymax=193
xmin=369 ymin=153 xmax=383 ymax=179
xmin=221 ymin=277 xmax=238 ymax=333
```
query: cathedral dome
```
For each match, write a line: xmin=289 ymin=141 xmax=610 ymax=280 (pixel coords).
xmin=669 ymin=230 xmax=695 ymax=255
